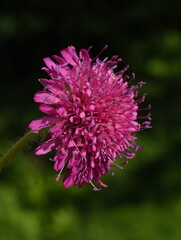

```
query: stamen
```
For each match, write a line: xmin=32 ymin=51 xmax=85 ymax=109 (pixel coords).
xmin=138 ymin=113 xmax=151 ymax=120
xmin=56 ymin=166 xmax=65 ymax=182
xmin=136 ymin=93 xmax=148 ymax=104
xmin=110 ymin=65 xmax=117 ymax=70
xmin=88 ymin=46 xmax=93 ymax=52
xmin=89 ymin=181 xmax=101 ymax=191
xmin=62 ymin=62 xmax=69 ymax=68
xmin=92 ymin=45 xmax=108 ymax=61
xmin=112 ymin=163 xmax=123 ymax=170
xmin=117 ymin=64 xmax=129 ymax=75
xmin=55 ymin=152 xmax=72 ymax=182
xmin=101 ymin=149 xmax=124 ymax=170
xmin=111 ymin=169 xmax=115 ymax=176
xmin=138 ymin=104 xmax=151 ymax=111
xmin=52 ymin=77 xmax=62 ymax=80
xmin=72 ymin=140 xmax=88 ymax=162
xmin=127 ymin=72 xmax=135 ymax=84
xmin=123 ymin=75 xmax=130 ymax=81
xmin=138 ymin=81 xmax=146 ymax=88
xmin=122 ymin=160 xmax=129 ymax=165
xmin=102 ymin=57 xmax=108 ymax=62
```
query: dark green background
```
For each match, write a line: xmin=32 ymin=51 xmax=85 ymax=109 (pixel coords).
xmin=0 ymin=0 xmax=181 ymax=239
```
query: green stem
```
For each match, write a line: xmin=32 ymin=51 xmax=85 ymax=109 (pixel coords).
xmin=0 ymin=129 xmax=48 ymax=170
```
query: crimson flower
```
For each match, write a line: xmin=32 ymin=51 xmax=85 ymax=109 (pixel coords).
xmin=29 ymin=45 xmax=151 ymax=190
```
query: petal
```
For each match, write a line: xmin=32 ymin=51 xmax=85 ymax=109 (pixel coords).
xmin=56 ymin=65 xmax=70 ymax=77
xmin=52 ymin=55 xmax=66 ymax=65
xmin=67 ymin=155 xmax=76 ymax=168
xmin=86 ymin=89 xmax=92 ymax=97
xmin=50 ymin=123 xmax=64 ymax=137
xmin=50 ymin=56 xmax=71 ymax=76
xmin=89 ymin=104 xmax=95 ymax=111
xmin=80 ymin=49 xmax=91 ymax=66
xmin=39 ymin=104 xmax=56 ymax=115
xmin=43 ymin=57 xmax=56 ymax=69
xmin=39 ymin=79 xmax=65 ymax=95
xmin=35 ymin=139 xmax=57 ymax=155
xmin=34 ymin=91 xmax=60 ymax=104
xmin=29 ymin=116 xmax=56 ymax=131
xmin=53 ymin=151 xmax=68 ymax=171
xmin=54 ymin=160 xmax=66 ymax=171
xmin=61 ymin=46 xmax=79 ymax=66
xmin=63 ymin=171 xmax=75 ymax=188
xmin=79 ymin=111 xmax=85 ymax=118
xmin=41 ymin=67 xmax=58 ymax=79
xmin=56 ymin=107 xmax=67 ymax=117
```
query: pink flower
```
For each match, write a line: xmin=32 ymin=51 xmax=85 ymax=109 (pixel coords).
xmin=29 ymin=45 xmax=151 ymax=190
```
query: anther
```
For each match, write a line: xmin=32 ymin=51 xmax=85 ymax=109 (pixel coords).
xmin=112 ymin=163 xmax=123 ymax=170
xmin=92 ymin=45 xmax=108 ymax=61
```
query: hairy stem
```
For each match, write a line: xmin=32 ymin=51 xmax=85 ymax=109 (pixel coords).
xmin=0 ymin=129 xmax=48 ymax=170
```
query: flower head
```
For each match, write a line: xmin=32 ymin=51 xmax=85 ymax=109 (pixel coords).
xmin=29 ymin=45 xmax=151 ymax=190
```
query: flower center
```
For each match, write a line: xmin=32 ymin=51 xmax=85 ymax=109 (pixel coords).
xmin=69 ymin=115 xmax=81 ymax=125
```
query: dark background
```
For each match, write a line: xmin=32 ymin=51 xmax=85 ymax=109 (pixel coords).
xmin=0 ymin=0 xmax=181 ymax=239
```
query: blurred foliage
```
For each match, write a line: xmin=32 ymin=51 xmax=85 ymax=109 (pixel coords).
xmin=0 ymin=0 xmax=181 ymax=239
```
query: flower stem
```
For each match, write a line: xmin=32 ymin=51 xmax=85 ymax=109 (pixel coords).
xmin=0 ymin=129 xmax=48 ymax=170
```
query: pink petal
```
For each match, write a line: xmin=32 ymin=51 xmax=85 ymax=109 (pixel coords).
xmin=86 ymin=89 xmax=92 ymax=97
xmin=63 ymin=172 xmax=75 ymax=188
xmin=61 ymin=46 xmax=79 ymax=66
xmin=54 ymin=158 xmax=67 ymax=171
xmin=89 ymin=104 xmax=95 ymax=111
xmin=68 ymin=140 xmax=74 ymax=148
xmin=35 ymin=139 xmax=57 ymax=155
xmin=39 ymin=79 xmax=65 ymax=95
xmin=53 ymin=147 xmax=69 ymax=171
xmin=43 ymin=57 xmax=56 ymax=69
xmin=80 ymin=49 xmax=91 ymax=66
xmin=39 ymin=104 xmax=56 ymax=114
xmin=56 ymin=65 xmax=69 ymax=77
xmin=29 ymin=116 xmax=55 ymax=131
xmin=50 ymin=56 xmax=70 ymax=76
xmin=34 ymin=91 xmax=60 ymax=104
xmin=50 ymin=123 xmax=64 ymax=137
xmin=80 ymin=111 xmax=85 ymax=118
xmin=67 ymin=155 xmax=76 ymax=168
xmin=56 ymin=107 xmax=67 ymax=117
xmin=52 ymin=55 xmax=66 ymax=65
xmin=53 ymin=156 xmax=67 ymax=171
